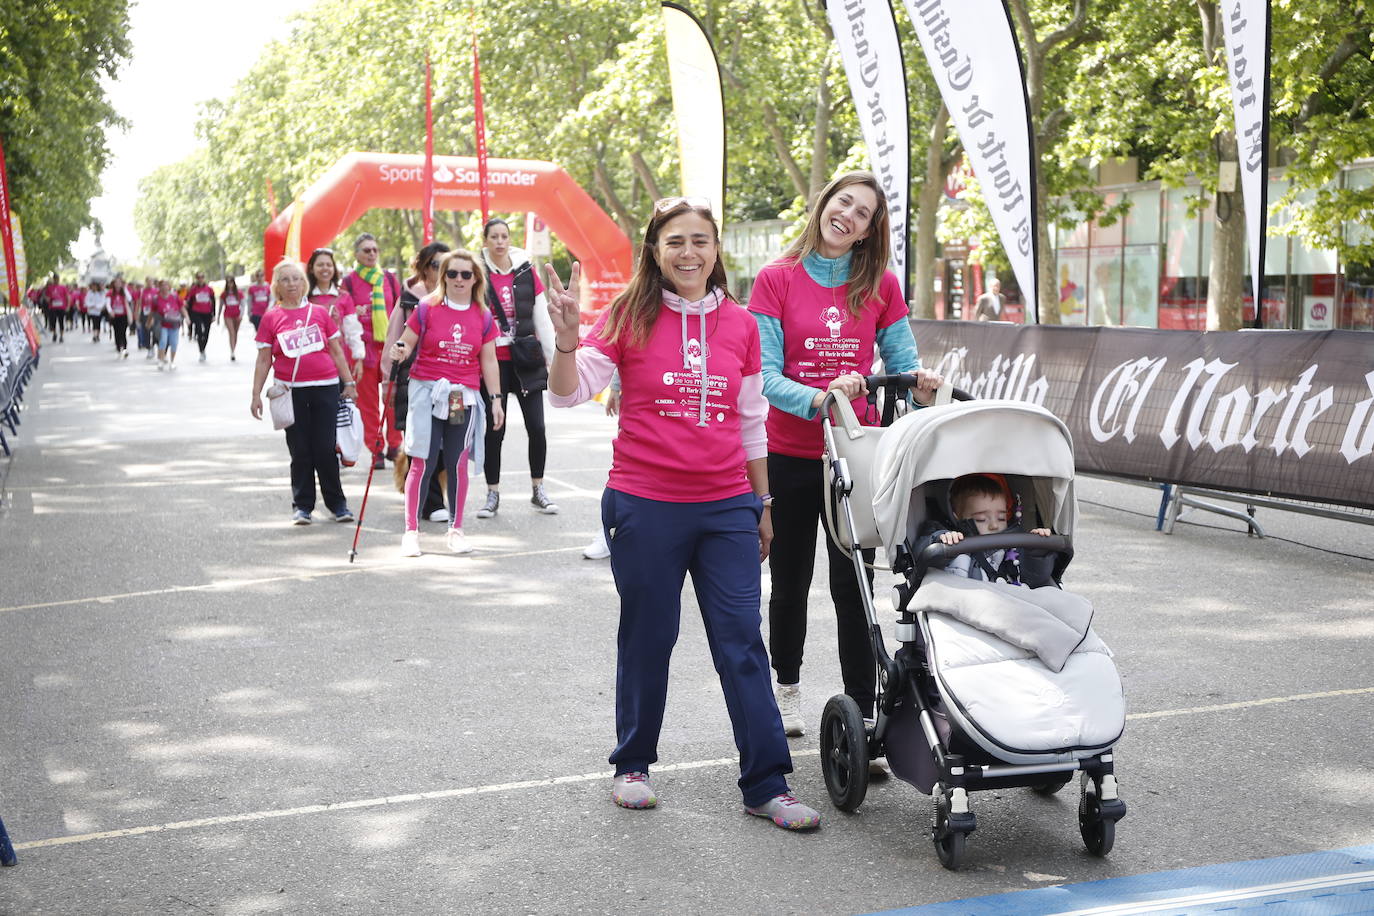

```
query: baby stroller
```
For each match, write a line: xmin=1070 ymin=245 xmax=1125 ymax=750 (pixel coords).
xmin=817 ymin=376 xmax=1126 ymax=869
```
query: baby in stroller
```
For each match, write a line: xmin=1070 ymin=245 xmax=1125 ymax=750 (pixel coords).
xmin=919 ymin=473 xmax=1056 ymax=586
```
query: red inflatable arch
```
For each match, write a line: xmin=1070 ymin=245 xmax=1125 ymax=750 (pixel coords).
xmin=263 ymin=152 xmax=632 ymax=315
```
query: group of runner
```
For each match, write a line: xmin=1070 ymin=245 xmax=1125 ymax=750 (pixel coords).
xmin=27 ymin=270 xmax=274 ymax=367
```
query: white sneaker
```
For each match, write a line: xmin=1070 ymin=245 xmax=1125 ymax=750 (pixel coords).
xmin=582 ymin=529 xmax=610 ymax=560
xmin=776 ymin=683 xmax=804 ymax=737
xmin=428 ymin=507 xmax=450 ymax=524
xmin=400 ymin=530 xmax=421 ymax=557
xmin=445 ymin=529 xmax=472 ymax=554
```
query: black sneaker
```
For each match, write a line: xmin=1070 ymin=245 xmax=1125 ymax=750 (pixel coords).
xmin=333 ymin=507 xmax=355 ymax=523
xmin=531 ymin=485 xmax=559 ymax=515
xmin=475 ymin=490 xmax=500 ymax=519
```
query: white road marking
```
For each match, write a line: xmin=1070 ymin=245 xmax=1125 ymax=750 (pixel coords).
xmin=11 ymin=685 xmax=1374 ymax=853
xmin=1051 ymin=869 xmax=1374 ymax=915
xmin=0 ymin=545 xmax=585 ymax=614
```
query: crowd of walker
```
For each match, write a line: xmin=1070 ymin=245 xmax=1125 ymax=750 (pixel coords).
xmin=33 ymin=171 xmax=1086 ymax=835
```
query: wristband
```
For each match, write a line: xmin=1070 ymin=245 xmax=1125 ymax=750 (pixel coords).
xmin=555 ymin=340 xmax=578 ymax=353
xmin=758 ymin=493 xmax=774 ymax=508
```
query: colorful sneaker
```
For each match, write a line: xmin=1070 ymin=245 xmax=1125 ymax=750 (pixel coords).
xmin=400 ymin=530 xmax=421 ymax=557
xmin=475 ymin=490 xmax=500 ymax=519
xmin=746 ymin=793 xmax=821 ymax=830
xmin=611 ymin=772 xmax=656 ymax=809
xmin=776 ymin=683 xmax=804 ymax=737
xmin=445 ymin=529 xmax=472 ymax=554
xmin=531 ymin=484 xmax=559 ymax=514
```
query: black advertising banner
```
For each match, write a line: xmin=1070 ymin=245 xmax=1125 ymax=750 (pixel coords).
xmin=1 ymin=311 xmax=37 ymax=415
xmin=912 ymin=320 xmax=1374 ymax=509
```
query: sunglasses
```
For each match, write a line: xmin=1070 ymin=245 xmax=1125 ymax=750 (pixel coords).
xmin=358 ymin=247 xmax=379 ymax=255
xmin=311 ymin=247 xmax=335 ymax=256
xmin=655 ymin=195 xmax=712 ymax=212
xmin=446 ymin=269 xmax=474 ymax=280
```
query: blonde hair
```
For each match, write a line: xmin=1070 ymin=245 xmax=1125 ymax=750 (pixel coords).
xmin=780 ymin=170 xmax=892 ymax=317
xmin=270 ymin=260 xmax=307 ymax=302
xmin=420 ymin=249 xmax=488 ymax=310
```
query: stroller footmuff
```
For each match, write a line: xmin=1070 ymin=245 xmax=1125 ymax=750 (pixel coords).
xmin=817 ymin=378 xmax=1127 ymax=869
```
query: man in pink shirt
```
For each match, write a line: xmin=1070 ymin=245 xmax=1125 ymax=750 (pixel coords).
xmin=339 ymin=233 xmax=403 ymax=469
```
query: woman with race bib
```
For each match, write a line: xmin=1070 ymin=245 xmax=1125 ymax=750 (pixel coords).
xmin=545 ymin=197 xmax=820 ymax=832
xmin=249 ymin=260 xmax=358 ymax=526
xmin=747 ymin=170 xmax=940 ymax=742
xmin=389 ymin=249 xmax=503 ymax=557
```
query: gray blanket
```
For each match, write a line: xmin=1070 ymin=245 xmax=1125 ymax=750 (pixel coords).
xmin=912 ymin=570 xmax=1094 ymax=672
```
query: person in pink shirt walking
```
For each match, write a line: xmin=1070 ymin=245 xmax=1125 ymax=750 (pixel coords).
xmin=247 ymin=270 xmax=272 ymax=331
xmin=156 ymin=280 xmax=184 ymax=370
xmin=186 ymin=271 xmax=216 ymax=362
xmin=219 ymin=275 xmax=244 ymax=361
xmin=545 ymin=197 xmax=820 ymax=832
xmin=340 ymin=233 xmax=404 ymax=470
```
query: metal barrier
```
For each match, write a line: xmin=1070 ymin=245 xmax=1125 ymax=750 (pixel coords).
xmin=1159 ymin=484 xmax=1374 ymax=537
xmin=0 ymin=309 xmax=39 ymax=456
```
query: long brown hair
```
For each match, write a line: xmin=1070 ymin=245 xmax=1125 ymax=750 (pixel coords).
xmin=603 ymin=198 xmax=730 ymax=348
xmin=420 ymin=249 xmax=488 ymax=311
xmin=780 ymin=170 xmax=892 ymax=317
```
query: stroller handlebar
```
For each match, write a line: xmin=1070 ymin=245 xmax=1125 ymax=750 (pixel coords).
xmin=864 ymin=373 xmax=972 ymax=401
xmin=916 ymin=533 xmax=1073 ymax=575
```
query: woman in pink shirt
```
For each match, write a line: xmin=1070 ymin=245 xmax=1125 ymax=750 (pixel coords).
xmin=107 ymin=277 xmax=132 ymax=358
xmin=306 ymin=247 xmax=363 ymax=382
xmin=247 ymin=270 xmax=272 ymax=331
xmin=156 ymin=280 xmax=184 ymax=370
xmin=250 ymin=260 xmax=358 ymax=525
xmin=139 ymin=277 xmax=161 ymax=357
xmin=219 ymin=275 xmax=244 ymax=361
xmin=389 ymin=249 xmax=503 ymax=556
xmin=545 ymin=198 xmax=820 ymax=832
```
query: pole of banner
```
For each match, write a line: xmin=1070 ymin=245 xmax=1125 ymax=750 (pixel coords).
xmin=0 ymin=134 xmax=23 ymax=312
xmin=472 ymin=26 xmax=491 ymax=225
xmin=422 ymin=53 xmax=434 ymax=245
xmin=0 ymin=812 xmax=16 ymax=866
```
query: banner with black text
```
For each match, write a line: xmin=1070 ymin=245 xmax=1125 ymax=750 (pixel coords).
xmin=827 ymin=0 xmax=909 ymax=296
xmin=662 ymin=2 xmax=726 ymax=221
xmin=912 ymin=320 xmax=1374 ymax=509
xmin=903 ymin=0 xmax=1038 ymax=319
xmin=1222 ymin=0 xmax=1271 ymax=306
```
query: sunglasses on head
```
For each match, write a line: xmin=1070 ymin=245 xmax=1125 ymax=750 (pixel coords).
xmin=312 ymin=247 xmax=335 ymax=256
xmin=446 ymin=268 xmax=474 ymax=280
xmin=654 ymin=195 xmax=712 ymax=212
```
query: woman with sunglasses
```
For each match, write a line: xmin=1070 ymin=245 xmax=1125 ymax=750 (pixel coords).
xmin=341 ymin=233 xmax=404 ymax=470
xmin=382 ymin=242 xmax=451 ymax=522
xmin=747 ymin=171 xmax=941 ymax=746
xmin=476 ymin=218 xmax=558 ymax=519
xmin=389 ymin=250 xmax=504 ymax=556
xmin=545 ymin=197 xmax=820 ymax=832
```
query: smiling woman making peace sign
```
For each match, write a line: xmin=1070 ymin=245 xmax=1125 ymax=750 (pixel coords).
xmin=545 ymin=197 xmax=821 ymax=833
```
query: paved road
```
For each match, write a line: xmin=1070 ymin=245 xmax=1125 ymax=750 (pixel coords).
xmin=2 ymin=330 xmax=1372 ymax=915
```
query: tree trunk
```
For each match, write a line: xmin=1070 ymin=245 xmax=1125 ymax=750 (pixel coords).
xmin=914 ymin=103 xmax=951 ymax=320
xmin=807 ymin=55 xmax=833 ymax=206
xmin=1207 ymin=137 xmax=1247 ymax=331
xmin=593 ymin=159 xmax=636 ymax=235
xmin=1034 ymin=183 xmax=1057 ymax=325
xmin=630 ymin=151 xmax=663 ymax=202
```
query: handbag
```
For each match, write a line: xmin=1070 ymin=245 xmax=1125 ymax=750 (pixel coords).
xmin=336 ymin=396 xmax=364 ymax=465
xmin=264 ymin=310 xmax=310 ymax=430
xmin=490 ymin=300 xmax=548 ymax=393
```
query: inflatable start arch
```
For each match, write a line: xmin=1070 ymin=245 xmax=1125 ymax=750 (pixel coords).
xmin=263 ymin=153 xmax=632 ymax=314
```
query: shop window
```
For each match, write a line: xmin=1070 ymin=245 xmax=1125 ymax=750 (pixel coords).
xmin=1055 ymin=249 xmax=1089 ymax=325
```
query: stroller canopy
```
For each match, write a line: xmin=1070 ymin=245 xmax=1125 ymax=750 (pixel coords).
xmin=871 ymin=400 xmax=1079 ymax=566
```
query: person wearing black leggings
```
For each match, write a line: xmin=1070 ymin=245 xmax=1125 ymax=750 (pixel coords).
xmin=476 ymin=218 xmax=558 ymax=519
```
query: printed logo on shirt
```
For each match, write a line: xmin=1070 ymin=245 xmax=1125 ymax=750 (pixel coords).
xmin=680 ymin=336 xmax=711 ymax=370
xmin=821 ymin=305 xmax=845 ymax=338
xmin=801 ymin=304 xmax=863 ymax=380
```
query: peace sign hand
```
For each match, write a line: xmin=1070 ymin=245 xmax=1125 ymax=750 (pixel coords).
xmin=544 ymin=262 xmax=582 ymax=345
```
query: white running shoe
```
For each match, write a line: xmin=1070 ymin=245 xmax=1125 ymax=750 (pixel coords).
xmin=582 ymin=528 xmax=611 ymax=560
xmin=400 ymin=530 xmax=421 ymax=557
xmin=776 ymin=683 xmax=804 ymax=737
xmin=445 ymin=529 xmax=472 ymax=554
xmin=428 ymin=507 xmax=450 ymax=524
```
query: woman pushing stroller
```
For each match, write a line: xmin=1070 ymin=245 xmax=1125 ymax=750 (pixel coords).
xmin=545 ymin=197 xmax=821 ymax=831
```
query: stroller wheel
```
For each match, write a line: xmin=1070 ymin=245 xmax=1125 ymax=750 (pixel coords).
xmin=932 ymin=789 xmax=967 ymax=870
xmin=1078 ymin=784 xmax=1116 ymax=856
xmin=819 ymin=694 xmax=870 ymax=811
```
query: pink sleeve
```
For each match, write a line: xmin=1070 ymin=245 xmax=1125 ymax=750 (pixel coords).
xmin=547 ymin=346 xmax=617 ymax=408
xmin=878 ymin=271 xmax=908 ymax=328
xmin=746 ymin=263 xmax=787 ymax=320
xmin=738 ymin=373 xmax=768 ymax=460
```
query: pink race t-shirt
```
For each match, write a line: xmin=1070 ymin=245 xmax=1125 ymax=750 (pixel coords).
xmin=748 ymin=263 xmax=908 ymax=459
xmin=487 ymin=270 xmax=545 ymax=361
xmin=159 ymin=294 xmax=184 ymax=325
xmin=187 ymin=284 xmax=215 ymax=315
xmin=107 ymin=289 xmax=129 ymax=316
xmin=586 ymin=299 xmax=760 ymax=503
xmin=255 ymin=304 xmax=341 ymax=383
xmin=406 ymin=301 xmax=497 ymax=388
xmin=45 ymin=284 xmax=69 ymax=311
xmin=141 ymin=287 xmax=159 ymax=314
xmin=248 ymin=284 xmax=271 ymax=317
